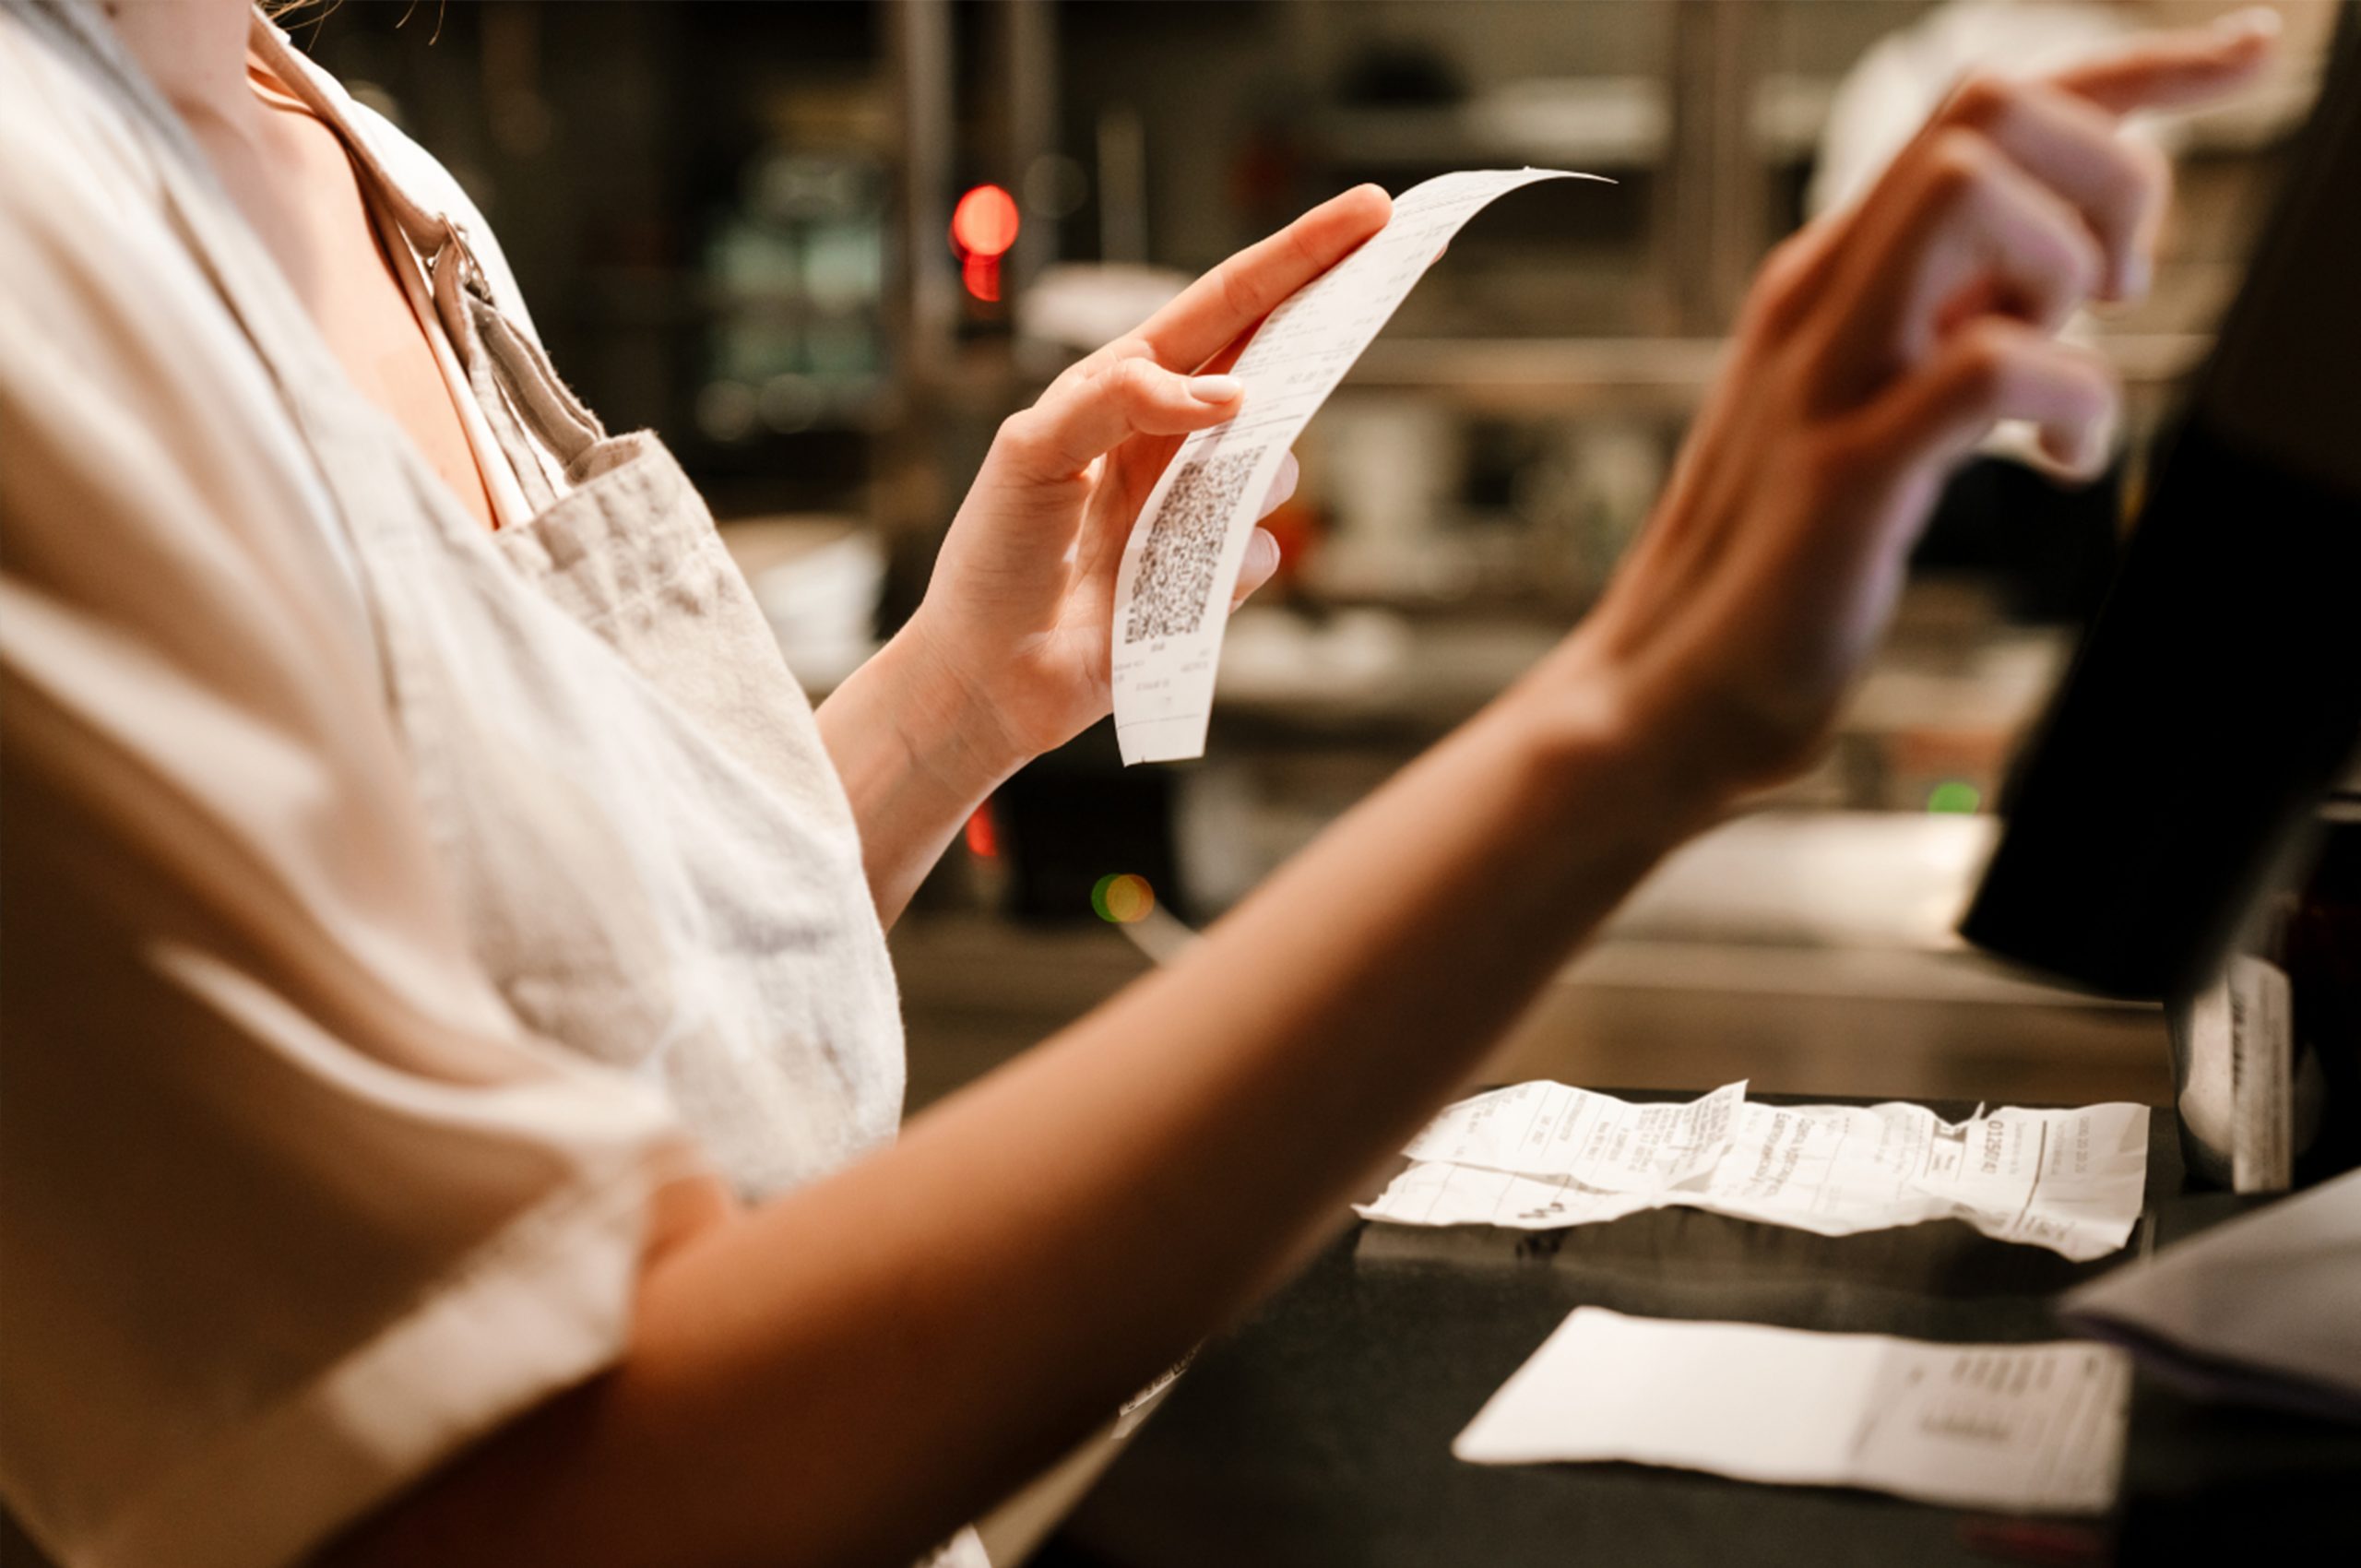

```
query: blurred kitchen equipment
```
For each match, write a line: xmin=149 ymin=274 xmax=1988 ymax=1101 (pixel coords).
xmin=2170 ymin=793 xmax=2361 ymax=1192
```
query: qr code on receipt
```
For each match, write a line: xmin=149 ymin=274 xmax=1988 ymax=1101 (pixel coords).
xmin=1122 ymin=448 xmax=1266 ymax=645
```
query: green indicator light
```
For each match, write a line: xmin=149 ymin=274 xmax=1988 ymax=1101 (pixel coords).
xmin=1927 ymin=780 xmax=1982 ymax=814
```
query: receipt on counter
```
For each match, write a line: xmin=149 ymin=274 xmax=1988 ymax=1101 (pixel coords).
xmin=1403 ymin=1079 xmax=1744 ymax=1194
xmin=1455 ymin=1308 xmax=2132 ymax=1515
xmin=1357 ymin=1082 xmax=2149 ymax=1262
xmin=1109 ymin=168 xmax=1603 ymax=765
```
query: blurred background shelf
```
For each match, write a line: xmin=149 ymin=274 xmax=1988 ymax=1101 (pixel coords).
xmin=1345 ymin=331 xmax=2213 ymax=411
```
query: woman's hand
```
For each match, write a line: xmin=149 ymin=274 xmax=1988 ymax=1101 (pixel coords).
xmin=898 ymin=184 xmax=1393 ymax=767
xmin=816 ymin=187 xmax=1391 ymax=922
xmin=1550 ymin=14 xmax=2275 ymax=798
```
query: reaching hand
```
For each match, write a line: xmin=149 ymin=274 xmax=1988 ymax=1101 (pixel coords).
xmin=902 ymin=186 xmax=1394 ymax=766
xmin=1560 ymin=15 xmax=2276 ymax=794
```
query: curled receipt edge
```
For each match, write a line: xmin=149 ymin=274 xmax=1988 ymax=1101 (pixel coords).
xmin=1109 ymin=168 xmax=1604 ymax=766
xmin=1358 ymin=1080 xmax=2151 ymax=1262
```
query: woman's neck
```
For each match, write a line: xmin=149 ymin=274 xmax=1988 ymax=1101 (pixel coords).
xmin=102 ymin=0 xmax=260 ymax=142
xmin=99 ymin=0 xmax=315 ymax=298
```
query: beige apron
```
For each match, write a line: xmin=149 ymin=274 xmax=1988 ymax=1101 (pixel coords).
xmin=38 ymin=0 xmax=907 ymax=1202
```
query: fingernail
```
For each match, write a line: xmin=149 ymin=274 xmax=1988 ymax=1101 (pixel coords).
xmin=2118 ymin=251 xmax=2151 ymax=301
xmin=2214 ymin=6 xmax=2282 ymax=40
xmin=1190 ymin=374 xmax=1243 ymax=403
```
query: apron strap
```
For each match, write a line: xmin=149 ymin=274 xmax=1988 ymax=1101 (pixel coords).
xmin=247 ymin=14 xmax=608 ymax=478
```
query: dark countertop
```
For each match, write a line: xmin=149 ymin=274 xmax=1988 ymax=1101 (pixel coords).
xmin=1040 ymin=1097 xmax=2361 ymax=1568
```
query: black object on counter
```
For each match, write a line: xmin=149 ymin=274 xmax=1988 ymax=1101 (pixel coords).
xmin=1963 ymin=13 xmax=2361 ymax=1002
xmin=2285 ymin=797 xmax=2361 ymax=1184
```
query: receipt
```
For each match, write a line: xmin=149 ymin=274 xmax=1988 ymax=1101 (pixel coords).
xmin=1705 ymin=1098 xmax=2151 ymax=1259
xmin=1109 ymin=169 xmax=1603 ymax=765
xmin=1455 ymin=1308 xmax=2132 ymax=1515
xmin=1403 ymin=1079 xmax=1744 ymax=1194
xmin=1358 ymin=1083 xmax=2149 ymax=1262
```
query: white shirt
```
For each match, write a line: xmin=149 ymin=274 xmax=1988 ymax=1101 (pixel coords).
xmin=0 ymin=8 xmax=707 ymax=1566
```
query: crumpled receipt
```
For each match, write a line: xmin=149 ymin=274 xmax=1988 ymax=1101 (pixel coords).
xmin=1357 ymin=1081 xmax=2149 ymax=1262
xmin=1455 ymin=1307 xmax=2133 ymax=1515
xmin=1109 ymin=168 xmax=1604 ymax=766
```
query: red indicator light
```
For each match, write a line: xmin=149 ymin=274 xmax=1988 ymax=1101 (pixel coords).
xmin=952 ymin=184 xmax=1020 ymax=303
xmin=951 ymin=184 xmax=1020 ymax=259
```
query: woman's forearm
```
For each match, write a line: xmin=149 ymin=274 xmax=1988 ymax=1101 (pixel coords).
xmin=813 ymin=624 xmax=1026 ymax=927
xmin=326 ymin=636 xmax=1720 ymax=1568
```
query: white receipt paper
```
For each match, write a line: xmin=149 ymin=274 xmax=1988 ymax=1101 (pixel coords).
xmin=1109 ymin=168 xmax=1601 ymax=765
xmin=1455 ymin=1308 xmax=2132 ymax=1515
xmin=1358 ymin=1081 xmax=2150 ymax=1262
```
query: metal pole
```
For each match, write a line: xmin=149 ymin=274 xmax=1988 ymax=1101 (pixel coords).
xmin=1659 ymin=0 xmax=1766 ymax=335
xmin=887 ymin=0 xmax=956 ymax=392
xmin=877 ymin=0 xmax=957 ymax=627
xmin=1005 ymin=0 xmax=1057 ymax=295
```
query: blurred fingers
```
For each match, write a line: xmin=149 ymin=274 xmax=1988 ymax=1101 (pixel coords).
xmin=1833 ymin=130 xmax=2104 ymax=375
xmin=1856 ymin=316 xmax=2119 ymax=486
xmin=1227 ymin=457 xmax=1298 ymax=606
xmin=1940 ymin=75 xmax=2171 ymax=300
xmin=2046 ymin=8 xmax=2278 ymax=116
xmin=1804 ymin=13 xmax=2272 ymax=399
xmin=1255 ymin=450 xmax=1300 ymax=521
xmin=1229 ymin=527 xmax=1282 ymax=610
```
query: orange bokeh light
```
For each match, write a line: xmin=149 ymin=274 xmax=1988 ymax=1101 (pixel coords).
xmin=963 ymin=802 xmax=999 ymax=859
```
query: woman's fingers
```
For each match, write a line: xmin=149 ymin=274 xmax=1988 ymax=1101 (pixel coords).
xmin=1942 ymin=76 xmax=2170 ymax=300
xmin=1229 ymin=527 xmax=1282 ymax=611
xmin=1913 ymin=132 xmax=2105 ymax=341
xmin=1227 ymin=456 xmax=1300 ymax=607
xmin=1256 ymin=450 xmax=1300 ymax=521
xmin=1934 ymin=6 xmax=2280 ymax=301
xmin=2047 ymin=8 xmax=2279 ymax=116
xmin=1855 ymin=316 xmax=2119 ymax=493
xmin=1224 ymin=459 xmax=1298 ymax=606
xmin=994 ymin=357 xmax=1242 ymax=483
xmin=1811 ymin=12 xmax=2274 ymax=395
xmin=1133 ymin=184 xmax=1393 ymax=370
xmin=1829 ymin=128 xmax=2104 ymax=379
